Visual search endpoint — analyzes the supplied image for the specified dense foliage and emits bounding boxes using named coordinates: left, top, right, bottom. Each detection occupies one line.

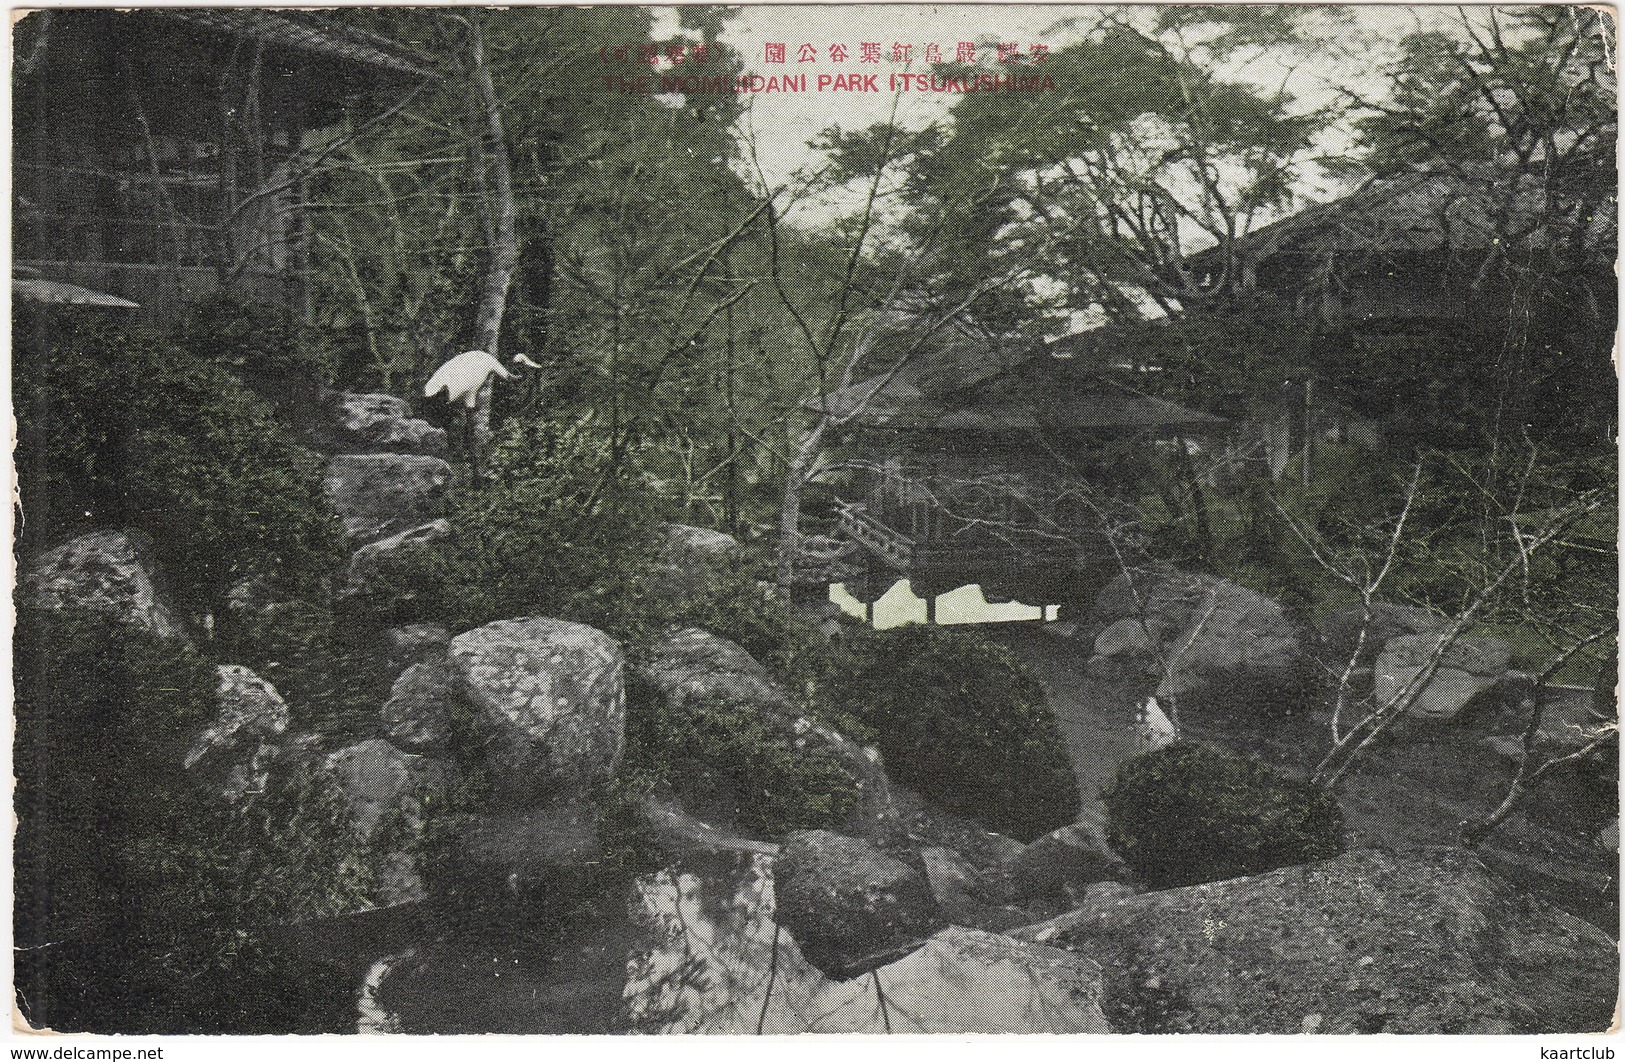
left=12, top=608, right=365, bottom=1033
left=830, top=626, right=1079, bottom=842
left=216, top=596, right=393, bottom=741
left=341, top=416, right=660, bottom=631
left=14, top=308, right=342, bottom=616
left=9, top=5, right=1615, bottom=1031
left=177, top=293, right=332, bottom=397
left=1103, top=742, right=1345, bottom=887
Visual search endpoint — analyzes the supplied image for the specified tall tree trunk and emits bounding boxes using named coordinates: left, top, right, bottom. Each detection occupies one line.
left=776, top=419, right=828, bottom=591
left=722, top=242, right=740, bottom=534
left=464, top=13, right=517, bottom=473
left=1174, top=431, right=1212, bottom=559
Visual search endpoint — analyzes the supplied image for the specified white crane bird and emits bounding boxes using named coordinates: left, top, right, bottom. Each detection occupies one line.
left=423, top=350, right=546, bottom=407
left=424, top=349, right=513, bottom=408
left=423, top=350, right=545, bottom=470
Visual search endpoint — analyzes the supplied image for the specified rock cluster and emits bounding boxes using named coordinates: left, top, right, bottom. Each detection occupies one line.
left=318, top=392, right=455, bottom=588
left=1088, top=570, right=1311, bottom=715
left=20, top=529, right=186, bottom=640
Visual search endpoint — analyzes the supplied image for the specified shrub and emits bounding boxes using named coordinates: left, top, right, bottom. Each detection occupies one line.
left=178, top=292, right=331, bottom=390
left=830, top=625, right=1079, bottom=842
left=13, top=607, right=363, bottom=1032
left=1102, top=742, right=1344, bottom=888
left=340, top=415, right=660, bottom=632
left=13, top=309, right=342, bottom=615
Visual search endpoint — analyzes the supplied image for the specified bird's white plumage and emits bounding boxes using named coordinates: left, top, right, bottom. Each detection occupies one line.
left=424, top=349, right=514, bottom=408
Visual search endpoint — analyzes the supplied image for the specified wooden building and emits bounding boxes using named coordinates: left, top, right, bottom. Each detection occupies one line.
left=1189, top=166, right=1615, bottom=330
left=810, top=333, right=1224, bottom=607
left=12, top=9, right=434, bottom=323
left=1183, top=165, right=1617, bottom=456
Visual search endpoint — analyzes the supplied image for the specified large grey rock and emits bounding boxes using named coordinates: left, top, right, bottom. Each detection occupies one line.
left=1004, top=819, right=1131, bottom=902
left=1320, top=603, right=1448, bottom=668
left=1379, top=668, right=1504, bottom=721
left=625, top=854, right=1110, bottom=1034
left=1013, top=846, right=1616, bottom=1034
left=648, top=523, right=745, bottom=610
left=659, top=522, right=740, bottom=566
left=382, top=623, right=452, bottom=678
left=323, top=738, right=443, bottom=836
left=325, top=392, right=448, bottom=457
left=640, top=628, right=898, bottom=839
left=1094, top=616, right=1153, bottom=660
left=448, top=617, right=625, bottom=802
left=1087, top=617, right=1157, bottom=678
left=321, top=738, right=449, bottom=908
left=323, top=453, right=451, bottom=545
left=345, top=519, right=450, bottom=592
left=772, top=829, right=943, bottom=980
left=1092, top=569, right=1311, bottom=714
left=806, top=927, right=1113, bottom=1033
left=1481, top=687, right=1618, bottom=806
left=185, top=664, right=290, bottom=802
left=22, top=530, right=185, bottom=640
left=1157, top=630, right=1307, bottom=715
left=1380, top=632, right=1514, bottom=677
left=381, top=661, right=458, bottom=754
left=653, top=526, right=744, bottom=610
left=1091, top=567, right=1186, bottom=630
left=1152, top=577, right=1311, bottom=715
left=1374, top=633, right=1515, bottom=722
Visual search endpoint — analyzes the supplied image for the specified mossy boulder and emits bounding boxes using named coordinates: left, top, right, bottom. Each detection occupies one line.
left=1102, top=742, right=1343, bottom=888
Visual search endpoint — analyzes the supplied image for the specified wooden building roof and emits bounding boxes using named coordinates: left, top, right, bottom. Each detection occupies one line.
left=810, top=341, right=1224, bottom=434
left=147, top=9, right=439, bottom=80
left=1195, top=166, right=1617, bottom=266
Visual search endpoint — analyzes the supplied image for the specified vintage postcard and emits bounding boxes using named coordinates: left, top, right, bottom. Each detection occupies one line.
left=9, top=2, right=1618, bottom=1046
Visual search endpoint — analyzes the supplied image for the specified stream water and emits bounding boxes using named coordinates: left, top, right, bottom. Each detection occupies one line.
left=358, top=845, right=1114, bottom=1035
left=355, top=852, right=824, bottom=1034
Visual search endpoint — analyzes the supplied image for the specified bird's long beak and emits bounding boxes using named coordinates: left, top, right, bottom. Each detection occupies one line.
left=512, top=353, right=545, bottom=371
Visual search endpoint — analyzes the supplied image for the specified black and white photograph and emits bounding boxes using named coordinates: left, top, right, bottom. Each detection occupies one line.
left=8, top=2, right=1619, bottom=1041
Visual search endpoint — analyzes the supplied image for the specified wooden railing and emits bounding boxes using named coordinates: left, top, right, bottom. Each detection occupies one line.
left=836, top=502, right=914, bottom=569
